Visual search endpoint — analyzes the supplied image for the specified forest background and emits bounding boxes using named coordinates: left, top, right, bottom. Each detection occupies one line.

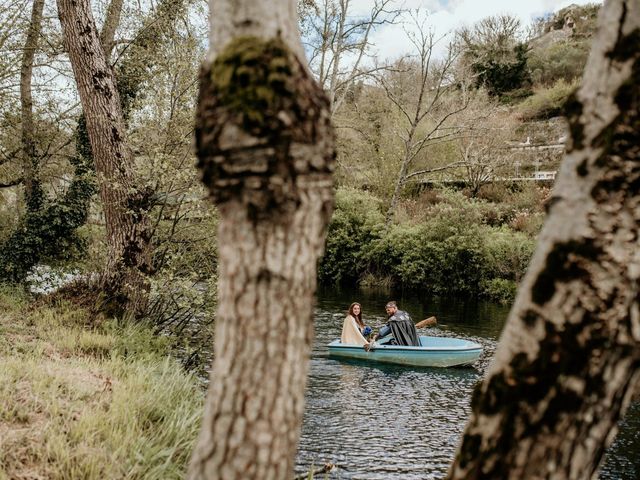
left=0, top=1, right=611, bottom=478
left=0, top=1, right=602, bottom=305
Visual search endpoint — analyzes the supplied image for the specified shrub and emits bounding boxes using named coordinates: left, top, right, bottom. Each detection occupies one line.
left=507, top=184, right=551, bottom=213
left=480, top=278, right=518, bottom=303
left=528, top=40, right=590, bottom=86
left=517, top=78, right=579, bottom=120
left=320, top=187, right=537, bottom=298
left=318, top=187, right=384, bottom=284
left=476, top=183, right=510, bottom=203
left=473, top=43, right=531, bottom=97
left=509, top=210, right=545, bottom=236
left=364, top=221, right=489, bottom=296
left=417, top=188, right=444, bottom=206
left=483, top=227, right=536, bottom=282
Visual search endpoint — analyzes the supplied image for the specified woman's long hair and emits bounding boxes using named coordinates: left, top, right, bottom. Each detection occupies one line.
left=348, top=302, right=364, bottom=328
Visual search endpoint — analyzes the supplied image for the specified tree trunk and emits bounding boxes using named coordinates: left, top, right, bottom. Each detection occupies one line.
left=57, top=0, right=152, bottom=318
left=385, top=130, right=415, bottom=226
left=448, top=1, right=640, bottom=479
left=385, top=151, right=409, bottom=225
left=188, top=1, right=335, bottom=478
left=20, top=0, right=45, bottom=211
left=327, top=0, right=346, bottom=111
left=99, top=0, right=124, bottom=63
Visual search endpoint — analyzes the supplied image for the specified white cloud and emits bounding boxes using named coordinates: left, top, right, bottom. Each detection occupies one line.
left=364, top=0, right=602, bottom=61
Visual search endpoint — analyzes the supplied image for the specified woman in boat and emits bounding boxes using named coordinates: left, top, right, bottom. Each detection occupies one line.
left=340, top=302, right=370, bottom=346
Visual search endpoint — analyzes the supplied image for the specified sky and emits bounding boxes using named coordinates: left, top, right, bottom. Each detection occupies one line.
left=348, top=0, right=603, bottom=60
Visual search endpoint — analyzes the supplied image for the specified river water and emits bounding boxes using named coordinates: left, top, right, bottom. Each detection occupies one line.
left=294, top=286, right=639, bottom=479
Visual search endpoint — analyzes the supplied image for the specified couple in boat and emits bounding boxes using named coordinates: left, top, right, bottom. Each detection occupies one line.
left=340, top=301, right=420, bottom=349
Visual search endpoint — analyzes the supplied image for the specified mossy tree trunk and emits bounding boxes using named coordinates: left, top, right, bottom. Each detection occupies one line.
left=187, top=1, right=335, bottom=478
left=57, top=0, right=152, bottom=317
left=448, top=1, right=640, bottom=478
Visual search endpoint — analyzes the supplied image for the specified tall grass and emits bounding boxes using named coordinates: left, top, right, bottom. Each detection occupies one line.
left=0, top=288, right=203, bottom=480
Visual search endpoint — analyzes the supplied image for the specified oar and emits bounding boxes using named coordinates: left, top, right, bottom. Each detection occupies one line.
left=415, top=316, right=437, bottom=328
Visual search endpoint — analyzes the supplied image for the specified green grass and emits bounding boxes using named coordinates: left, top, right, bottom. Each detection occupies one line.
left=0, top=286, right=203, bottom=480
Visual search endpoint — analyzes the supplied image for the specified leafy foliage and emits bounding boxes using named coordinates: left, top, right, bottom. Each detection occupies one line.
left=0, top=122, right=96, bottom=282
left=472, top=43, right=531, bottom=96
left=528, top=40, right=590, bottom=86
left=319, top=187, right=384, bottom=284
left=319, top=188, right=538, bottom=301
left=459, top=15, right=531, bottom=97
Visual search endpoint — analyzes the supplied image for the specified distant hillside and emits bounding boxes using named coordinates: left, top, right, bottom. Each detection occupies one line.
left=515, top=3, right=601, bottom=121
left=527, top=3, right=600, bottom=87
left=546, top=3, right=601, bottom=38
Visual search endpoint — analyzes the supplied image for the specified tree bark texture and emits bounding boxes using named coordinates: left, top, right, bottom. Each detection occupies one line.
left=20, top=0, right=45, bottom=210
left=188, top=1, right=335, bottom=478
left=448, top=1, right=640, bottom=479
left=57, top=0, right=152, bottom=317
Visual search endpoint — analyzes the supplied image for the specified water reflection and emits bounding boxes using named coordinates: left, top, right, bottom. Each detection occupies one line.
left=295, top=287, right=639, bottom=479
left=297, top=288, right=491, bottom=479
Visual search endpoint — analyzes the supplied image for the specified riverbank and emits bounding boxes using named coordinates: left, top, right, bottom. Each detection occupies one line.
left=0, top=287, right=202, bottom=479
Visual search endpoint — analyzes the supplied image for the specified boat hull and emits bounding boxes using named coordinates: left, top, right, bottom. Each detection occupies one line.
left=328, top=335, right=482, bottom=367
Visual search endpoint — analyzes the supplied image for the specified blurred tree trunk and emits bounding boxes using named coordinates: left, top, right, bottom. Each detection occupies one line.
left=20, top=0, right=45, bottom=211
left=448, top=1, right=640, bottom=478
left=187, top=0, right=335, bottom=478
left=57, top=0, right=152, bottom=317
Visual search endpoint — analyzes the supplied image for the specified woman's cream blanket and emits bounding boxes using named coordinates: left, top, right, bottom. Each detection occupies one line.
left=341, top=315, right=367, bottom=346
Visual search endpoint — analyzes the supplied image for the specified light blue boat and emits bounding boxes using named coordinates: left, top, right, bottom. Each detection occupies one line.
left=327, top=335, right=482, bottom=367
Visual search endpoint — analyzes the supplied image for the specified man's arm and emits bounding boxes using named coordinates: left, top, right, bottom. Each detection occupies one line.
left=377, top=324, right=392, bottom=339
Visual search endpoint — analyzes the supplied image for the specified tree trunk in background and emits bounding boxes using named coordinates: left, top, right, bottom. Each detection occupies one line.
left=448, top=1, right=640, bottom=479
left=20, top=0, right=45, bottom=211
left=187, top=0, right=335, bottom=478
left=99, top=0, right=124, bottom=62
left=57, top=0, right=152, bottom=318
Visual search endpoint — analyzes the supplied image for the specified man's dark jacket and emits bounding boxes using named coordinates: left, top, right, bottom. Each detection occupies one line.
left=378, top=310, right=420, bottom=346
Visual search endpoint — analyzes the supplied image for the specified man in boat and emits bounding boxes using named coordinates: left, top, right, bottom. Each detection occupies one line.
left=367, top=301, right=420, bottom=348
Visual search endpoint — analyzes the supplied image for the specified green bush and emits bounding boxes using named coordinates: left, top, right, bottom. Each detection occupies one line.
left=472, top=43, right=531, bottom=97
left=517, top=78, right=579, bottom=120
left=319, top=187, right=537, bottom=298
left=364, top=222, right=489, bottom=295
left=319, top=187, right=384, bottom=284
left=528, top=40, right=590, bottom=86
left=483, top=227, right=535, bottom=282
left=480, top=278, right=518, bottom=303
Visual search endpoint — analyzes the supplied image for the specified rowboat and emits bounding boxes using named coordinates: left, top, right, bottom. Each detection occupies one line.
left=327, top=335, right=482, bottom=367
